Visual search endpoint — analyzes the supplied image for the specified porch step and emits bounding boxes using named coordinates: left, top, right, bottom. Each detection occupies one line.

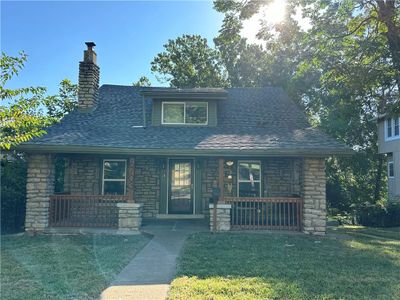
left=156, top=214, right=205, bottom=220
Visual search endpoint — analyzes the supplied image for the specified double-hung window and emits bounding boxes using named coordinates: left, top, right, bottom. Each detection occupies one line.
left=102, top=159, right=126, bottom=195
left=238, top=161, right=261, bottom=197
left=386, top=116, right=400, bottom=140
left=162, top=102, right=208, bottom=125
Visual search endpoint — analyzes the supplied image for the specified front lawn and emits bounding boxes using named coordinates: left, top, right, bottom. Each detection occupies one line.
left=1, top=234, right=150, bottom=300
left=169, top=228, right=400, bottom=300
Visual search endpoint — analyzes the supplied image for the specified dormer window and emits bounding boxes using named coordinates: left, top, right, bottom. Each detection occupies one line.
left=385, top=116, right=400, bottom=140
left=162, top=101, right=208, bottom=125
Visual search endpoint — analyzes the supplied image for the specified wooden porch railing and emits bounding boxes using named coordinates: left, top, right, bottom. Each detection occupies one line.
left=49, top=195, right=129, bottom=228
left=225, top=197, right=303, bottom=231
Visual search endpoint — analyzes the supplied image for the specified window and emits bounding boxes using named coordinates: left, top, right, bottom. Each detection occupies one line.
left=386, top=116, right=400, bottom=140
left=238, top=161, right=261, bottom=197
left=388, top=161, right=394, bottom=178
left=102, top=159, right=126, bottom=195
left=162, top=102, right=208, bottom=125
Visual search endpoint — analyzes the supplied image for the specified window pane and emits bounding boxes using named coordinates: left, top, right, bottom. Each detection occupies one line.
left=239, top=162, right=260, bottom=181
left=104, top=181, right=125, bottom=195
left=163, top=103, right=184, bottom=124
left=239, top=182, right=260, bottom=197
left=395, top=118, right=399, bottom=136
left=186, top=102, right=207, bottom=124
left=387, top=118, right=392, bottom=137
left=104, top=161, right=125, bottom=179
left=389, top=162, right=394, bottom=177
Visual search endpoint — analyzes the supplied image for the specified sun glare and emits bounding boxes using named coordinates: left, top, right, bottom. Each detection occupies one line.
left=241, top=0, right=287, bottom=44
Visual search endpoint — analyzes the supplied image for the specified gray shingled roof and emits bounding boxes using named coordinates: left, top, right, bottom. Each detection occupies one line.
left=20, top=85, right=352, bottom=156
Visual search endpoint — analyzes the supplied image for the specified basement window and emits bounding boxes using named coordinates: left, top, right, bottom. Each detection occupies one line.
left=162, top=102, right=208, bottom=125
left=102, top=159, right=126, bottom=195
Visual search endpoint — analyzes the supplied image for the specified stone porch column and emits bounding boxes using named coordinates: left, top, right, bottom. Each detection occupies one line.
left=25, top=154, right=55, bottom=232
left=209, top=203, right=231, bottom=231
left=302, top=158, right=327, bottom=235
left=117, top=203, right=143, bottom=234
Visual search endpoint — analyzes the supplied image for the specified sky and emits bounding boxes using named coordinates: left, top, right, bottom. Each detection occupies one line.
left=1, top=0, right=224, bottom=95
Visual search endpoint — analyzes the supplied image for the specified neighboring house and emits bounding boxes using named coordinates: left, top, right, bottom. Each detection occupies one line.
left=18, top=42, right=352, bottom=235
left=378, top=113, right=400, bottom=202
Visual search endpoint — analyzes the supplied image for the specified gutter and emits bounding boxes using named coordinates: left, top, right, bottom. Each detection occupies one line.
left=16, top=144, right=355, bottom=157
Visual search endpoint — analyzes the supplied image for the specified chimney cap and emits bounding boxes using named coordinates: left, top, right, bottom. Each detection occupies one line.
left=85, top=41, right=96, bottom=49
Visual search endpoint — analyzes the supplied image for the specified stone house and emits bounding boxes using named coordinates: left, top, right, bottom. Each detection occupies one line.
left=19, top=42, right=352, bottom=235
left=377, top=113, right=400, bottom=202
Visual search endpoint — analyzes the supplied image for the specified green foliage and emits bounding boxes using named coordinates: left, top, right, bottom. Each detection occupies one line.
left=151, top=34, right=227, bottom=88
left=356, top=201, right=400, bottom=227
left=211, top=0, right=400, bottom=212
left=44, top=79, right=77, bottom=121
left=0, top=52, right=51, bottom=150
left=1, top=52, right=78, bottom=150
left=0, top=153, right=27, bottom=233
left=132, top=76, right=152, bottom=87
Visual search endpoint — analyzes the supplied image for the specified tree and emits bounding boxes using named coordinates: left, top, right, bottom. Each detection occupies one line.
left=213, top=0, right=400, bottom=209
left=132, top=76, right=152, bottom=87
left=1, top=52, right=78, bottom=150
left=44, top=79, right=78, bottom=122
left=213, top=12, right=269, bottom=87
left=1, top=52, right=50, bottom=150
left=151, top=34, right=227, bottom=88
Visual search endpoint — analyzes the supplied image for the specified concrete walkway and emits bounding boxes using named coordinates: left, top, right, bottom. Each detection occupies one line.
left=101, top=220, right=208, bottom=300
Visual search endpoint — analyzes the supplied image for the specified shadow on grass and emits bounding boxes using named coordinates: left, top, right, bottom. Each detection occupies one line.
left=1, top=234, right=151, bottom=300
left=169, top=232, right=400, bottom=300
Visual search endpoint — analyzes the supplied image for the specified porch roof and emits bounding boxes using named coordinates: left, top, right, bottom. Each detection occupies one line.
left=19, top=85, right=353, bottom=156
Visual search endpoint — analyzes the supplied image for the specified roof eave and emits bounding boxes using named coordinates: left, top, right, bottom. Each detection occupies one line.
left=16, top=144, right=355, bottom=157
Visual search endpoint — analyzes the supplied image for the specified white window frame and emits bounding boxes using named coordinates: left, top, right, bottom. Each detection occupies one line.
left=102, top=159, right=127, bottom=195
left=388, top=161, right=394, bottom=179
left=161, top=101, right=208, bottom=125
left=385, top=116, right=400, bottom=141
left=237, top=160, right=262, bottom=197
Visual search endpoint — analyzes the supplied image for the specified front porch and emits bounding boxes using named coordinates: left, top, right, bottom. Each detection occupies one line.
left=25, top=154, right=326, bottom=235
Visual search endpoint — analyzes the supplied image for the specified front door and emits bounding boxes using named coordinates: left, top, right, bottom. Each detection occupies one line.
left=168, top=159, right=194, bottom=214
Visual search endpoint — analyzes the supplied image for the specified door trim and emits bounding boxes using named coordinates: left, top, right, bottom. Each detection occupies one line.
left=166, top=158, right=196, bottom=215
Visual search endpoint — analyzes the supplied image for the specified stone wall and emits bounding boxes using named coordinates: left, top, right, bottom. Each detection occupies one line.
left=134, top=156, right=160, bottom=218
left=302, top=158, right=327, bottom=235
left=209, top=203, right=231, bottom=231
left=264, top=158, right=301, bottom=197
left=65, top=156, right=101, bottom=194
left=117, top=203, right=143, bottom=233
left=25, top=154, right=55, bottom=232
left=201, top=158, right=219, bottom=215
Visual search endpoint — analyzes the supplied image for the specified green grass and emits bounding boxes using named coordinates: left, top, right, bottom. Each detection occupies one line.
left=1, top=234, right=151, bottom=300
left=169, top=228, right=400, bottom=300
left=330, top=225, right=400, bottom=240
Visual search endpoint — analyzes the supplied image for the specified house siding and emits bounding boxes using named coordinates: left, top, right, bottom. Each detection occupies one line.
left=377, top=118, right=400, bottom=202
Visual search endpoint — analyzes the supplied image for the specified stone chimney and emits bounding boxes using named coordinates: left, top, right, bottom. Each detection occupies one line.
left=78, top=42, right=100, bottom=110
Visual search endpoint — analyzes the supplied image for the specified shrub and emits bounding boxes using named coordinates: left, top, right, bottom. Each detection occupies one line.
left=1, top=153, right=27, bottom=233
left=356, top=201, right=400, bottom=227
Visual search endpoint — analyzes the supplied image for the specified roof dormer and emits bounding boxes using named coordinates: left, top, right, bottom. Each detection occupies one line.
left=140, top=88, right=227, bottom=127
